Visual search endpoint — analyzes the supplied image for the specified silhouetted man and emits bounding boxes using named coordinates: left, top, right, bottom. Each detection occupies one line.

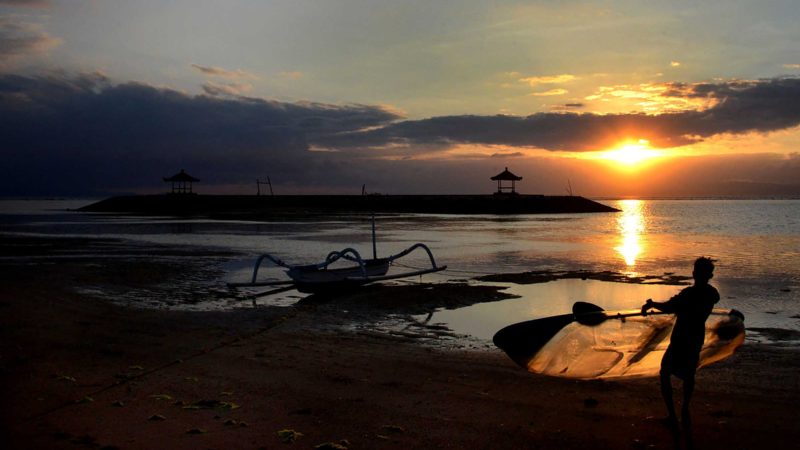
left=641, top=257, right=719, bottom=429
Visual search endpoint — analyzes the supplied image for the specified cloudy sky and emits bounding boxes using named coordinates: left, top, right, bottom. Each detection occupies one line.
left=1, top=0, right=799, bottom=197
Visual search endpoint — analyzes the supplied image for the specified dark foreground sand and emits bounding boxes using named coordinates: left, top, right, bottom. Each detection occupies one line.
left=1, top=236, right=798, bottom=449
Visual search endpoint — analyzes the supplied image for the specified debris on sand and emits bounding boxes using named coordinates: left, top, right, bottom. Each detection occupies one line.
left=277, top=429, right=303, bottom=443
left=314, top=440, right=350, bottom=450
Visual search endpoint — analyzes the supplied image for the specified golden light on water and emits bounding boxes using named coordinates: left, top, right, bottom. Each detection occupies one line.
left=615, top=199, right=645, bottom=268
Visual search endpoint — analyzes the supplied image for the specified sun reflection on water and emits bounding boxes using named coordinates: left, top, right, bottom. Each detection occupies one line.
left=615, top=200, right=646, bottom=271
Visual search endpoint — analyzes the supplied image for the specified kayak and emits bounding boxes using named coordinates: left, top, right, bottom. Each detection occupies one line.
left=493, top=302, right=745, bottom=380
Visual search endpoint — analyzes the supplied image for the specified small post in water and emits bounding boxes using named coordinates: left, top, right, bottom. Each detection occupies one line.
left=372, top=213, right=377, bottom=259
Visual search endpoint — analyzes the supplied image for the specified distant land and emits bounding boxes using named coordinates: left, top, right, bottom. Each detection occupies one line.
left=79, top=194, right=619, bottom=217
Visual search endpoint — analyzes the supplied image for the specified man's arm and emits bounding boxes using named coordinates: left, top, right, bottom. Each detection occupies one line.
left=641, top=296, right=679, bottom=315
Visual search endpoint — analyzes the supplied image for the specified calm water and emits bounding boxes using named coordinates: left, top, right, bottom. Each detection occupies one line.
left=1, top=198, right=798, bottom=342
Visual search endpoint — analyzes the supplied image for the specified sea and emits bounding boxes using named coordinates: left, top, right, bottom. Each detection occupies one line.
left=1, top=198, right=798, bottom=346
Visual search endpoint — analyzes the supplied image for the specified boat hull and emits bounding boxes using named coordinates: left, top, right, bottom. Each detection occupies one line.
left=288, top=258, right=391, bottom=293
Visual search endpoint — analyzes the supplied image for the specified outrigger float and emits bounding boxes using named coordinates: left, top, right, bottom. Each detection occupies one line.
left=228, top=217, right=446, bottom=294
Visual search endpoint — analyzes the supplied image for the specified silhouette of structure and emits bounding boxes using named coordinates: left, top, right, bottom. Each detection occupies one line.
left=82, top=194, right=620, bottom=215
left=164, top=169, right=199, bottom=194
left=490, top=167, right=522, bottom=195
left=257, top=177, right=273, bottom=196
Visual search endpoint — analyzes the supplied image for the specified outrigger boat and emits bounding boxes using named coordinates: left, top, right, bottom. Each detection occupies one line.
left=228, top=217, right=446, bottom=294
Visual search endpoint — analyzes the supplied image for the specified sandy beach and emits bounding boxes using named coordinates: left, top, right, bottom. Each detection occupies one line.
left=1, top=236, right=799, bottom=450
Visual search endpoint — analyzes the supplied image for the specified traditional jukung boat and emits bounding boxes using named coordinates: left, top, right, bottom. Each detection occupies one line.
left=228, top=218, right=446, bottom=294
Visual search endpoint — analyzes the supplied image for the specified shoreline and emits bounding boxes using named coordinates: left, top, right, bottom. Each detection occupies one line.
left=1, top=235, right=799, bottom=449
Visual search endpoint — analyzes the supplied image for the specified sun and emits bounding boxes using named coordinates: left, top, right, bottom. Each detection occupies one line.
left=599, top=139, right=664, bottom=167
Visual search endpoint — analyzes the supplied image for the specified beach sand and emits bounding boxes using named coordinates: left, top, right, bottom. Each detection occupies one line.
left=1, top=236, right=798, bottom=449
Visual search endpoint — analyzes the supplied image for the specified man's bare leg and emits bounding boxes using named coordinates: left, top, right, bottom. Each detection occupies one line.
left=681, top=376, right=695, bottom=426
left=660, top=370, right=679, bottom=427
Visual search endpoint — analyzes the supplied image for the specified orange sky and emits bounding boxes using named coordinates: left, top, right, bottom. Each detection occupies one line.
left=1, top=1, right=799, bottom=196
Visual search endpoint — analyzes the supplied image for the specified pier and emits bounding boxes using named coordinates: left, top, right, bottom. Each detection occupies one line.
left=79, top=194, right=619, bottom=216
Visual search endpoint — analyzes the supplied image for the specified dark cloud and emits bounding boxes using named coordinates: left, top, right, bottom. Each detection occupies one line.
left=0, top=0, right=52, bottom=8
left=318, top=112, right=691, bottom=152
left=0, top=72, right=400, bottom=195
left=672, top=78, right=800, bottom=134
left=491, top=152, right=524, bottom=158
left=320, top=77, right=800, bottom=153
left=190, top=63, right=257, bottom=80
left=201, top=80, right=253, bottom=97
left=0, top=15, right=62, bottom=63
left=2, top=72, right=799, bottom=196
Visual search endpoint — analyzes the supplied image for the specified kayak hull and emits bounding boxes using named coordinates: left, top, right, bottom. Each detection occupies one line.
left=494, top=308, right=745, bottom=380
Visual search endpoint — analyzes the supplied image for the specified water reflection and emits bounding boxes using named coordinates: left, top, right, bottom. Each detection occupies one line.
left=615, top=200, right=645, bottom=270
left=416, top=279, right=681, bottom=342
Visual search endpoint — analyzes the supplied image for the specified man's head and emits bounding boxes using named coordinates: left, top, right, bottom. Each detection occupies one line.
left=693, top=257, right=715, bottom=283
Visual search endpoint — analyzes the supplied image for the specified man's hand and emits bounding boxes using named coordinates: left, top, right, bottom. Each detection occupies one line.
left=641, top=298, right=653, bottom=315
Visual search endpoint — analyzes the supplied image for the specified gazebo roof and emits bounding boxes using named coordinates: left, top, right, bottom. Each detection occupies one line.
left=490, top=167, right=522, bottom=181
left=164, top=169, right=200, bottom=182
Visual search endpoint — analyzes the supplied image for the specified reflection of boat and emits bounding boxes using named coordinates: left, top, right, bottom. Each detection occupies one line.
left=228, top=218, right=446, bottom=294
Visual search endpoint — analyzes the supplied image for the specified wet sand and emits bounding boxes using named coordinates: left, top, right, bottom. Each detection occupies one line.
left=1, top=236, right=799, bottom=449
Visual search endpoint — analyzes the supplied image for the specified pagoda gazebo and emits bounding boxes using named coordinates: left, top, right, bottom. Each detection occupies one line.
left=164, top=169, right=199, bottom=194
left=490, top=167, right=522, bottom=195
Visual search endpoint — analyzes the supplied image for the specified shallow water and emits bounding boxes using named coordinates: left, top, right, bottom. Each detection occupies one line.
left=416, top=279, right=793, bottom=346
left=413, top=279, right=679, bottom=341
left=1, top=198, right=798, bottom=343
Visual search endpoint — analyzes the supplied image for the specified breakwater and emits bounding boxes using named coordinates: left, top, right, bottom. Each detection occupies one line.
left=79, top=194, right=619, bottom=216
